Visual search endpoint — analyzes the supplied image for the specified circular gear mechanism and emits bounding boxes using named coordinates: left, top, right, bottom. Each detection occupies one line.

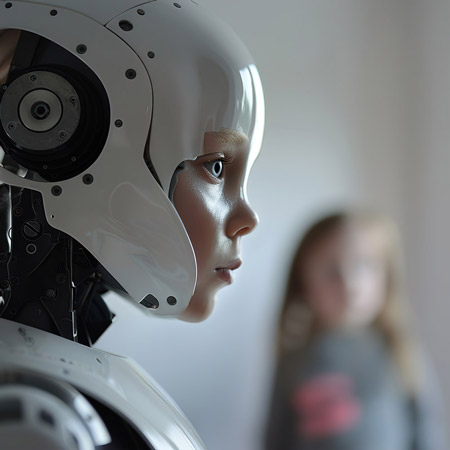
left=0, top=65, right=110, bottom=182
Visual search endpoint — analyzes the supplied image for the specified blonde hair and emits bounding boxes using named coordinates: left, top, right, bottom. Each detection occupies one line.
left=277, top=211, right=422, bottom=394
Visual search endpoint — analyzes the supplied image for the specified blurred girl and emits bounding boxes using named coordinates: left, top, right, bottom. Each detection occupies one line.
left=265, top=212, right=446, bottom=450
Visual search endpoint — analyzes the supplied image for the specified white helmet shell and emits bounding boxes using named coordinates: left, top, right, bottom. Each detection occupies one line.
left=0, top=0, right=265, bottom=316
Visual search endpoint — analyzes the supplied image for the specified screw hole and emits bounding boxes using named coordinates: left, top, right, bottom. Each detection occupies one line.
left=76, top=44, right=87, bottom=54
left=137, top=8, right=145, bottom=15
left=119, top=20, right=133, bottom=31
left=125, top=69, right=136, bottom=79
left=51, top=186, right=62, bottom=196
left=50, top=9, right=57, bottom=16
left=5, top=3, right=12, bottom=8
left=147, top=51, right=155, bottom=59
left=174, top=3, right=182, bottom=8
left=167, top=296, right=177, bottom=306
left=82, top=174, right=94, bottom=185
left=56, top=274, right=66, bottom=283
left=26, top=244, right=37, bottom=255
left=58, top=130, right=67, bottom=141
left=114, top=119, right=123, bottom=128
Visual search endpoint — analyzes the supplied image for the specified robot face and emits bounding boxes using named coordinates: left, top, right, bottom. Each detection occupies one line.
left=0, top=0, right=264, bottom=317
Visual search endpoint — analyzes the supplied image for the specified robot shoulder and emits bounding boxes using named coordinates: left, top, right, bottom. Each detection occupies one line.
left=0, top=319, right=205, bottom=449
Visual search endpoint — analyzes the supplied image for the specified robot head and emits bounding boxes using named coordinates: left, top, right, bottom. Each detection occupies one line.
left=0, top=1, right=264, bottom=318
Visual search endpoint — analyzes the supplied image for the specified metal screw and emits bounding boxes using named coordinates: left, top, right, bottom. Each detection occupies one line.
left=71, top=156, right=77, bottom=162
left=58, top=130, right=67, bottom=141
left=31, top=101, right=50, bottom=120
left=10, top=277, right=19, bottom=286
left=26, top=244, right=37, bottom=255
left=119, top=20, right=133, bottom=31
left=76, top=44, right=87, bottom=54
left=125, top=69, right=136, bottom=79
left=147, top=51, right=155, bottom=59
left=137, top=8, right=145, bottom=15
left=114, top=119, right=123, bottom=128
left=1, top=280, right=9, bottom=289
left=82, top=174, right=94, bottom=185
left=51, top=186, right=62, bottom=196
left=23, top=221, right=42, bottom=239
left=2, top=85, right=7, bottom=91
left=56, top=274, right=66, bottom=283
left=174, top=3, right=182, bottom=8
left=46, top=289, right=56, bottom=298
left=13, top=208, right=22, bottom=217
left=29, top=74, right=37, bottom=82
left=5, top=3, right=12, bottom=8
left=42, top=164, right=48, bottom=170
left=167, top=296, right=177, bottom=306
left=69, top=96, right=77, bottom=104
left=7, top=122, right=16, bottom=131
left=50, top=9, right=57, bottom=16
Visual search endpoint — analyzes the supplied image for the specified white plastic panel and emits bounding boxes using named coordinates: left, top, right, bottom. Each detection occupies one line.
left=107, top=0, right=265, bottom=192
left=0, top=1, right=196, bottom=315
left=0, top=318, right=206, bottom=449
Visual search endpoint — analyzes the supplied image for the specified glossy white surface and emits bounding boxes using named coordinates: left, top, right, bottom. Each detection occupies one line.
left=0, top=318, right=206, bottom=449
left=0, top=1, right=195, bottom=315
left=106, top=0, right=265, bottom=192
left=0, top=0, right=264, bottom=316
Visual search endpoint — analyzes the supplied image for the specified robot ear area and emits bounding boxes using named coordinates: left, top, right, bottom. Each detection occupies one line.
left=0, top=32, right=110, bottom=182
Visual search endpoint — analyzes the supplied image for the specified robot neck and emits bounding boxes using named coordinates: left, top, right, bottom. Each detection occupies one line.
left=0, top=185, right=113, bottom=345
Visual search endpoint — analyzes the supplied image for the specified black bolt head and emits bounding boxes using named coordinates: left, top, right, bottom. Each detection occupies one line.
left=51, top=186, right=62, bottom=196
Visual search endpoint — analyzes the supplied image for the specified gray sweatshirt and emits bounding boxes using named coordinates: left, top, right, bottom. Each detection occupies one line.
left=265, top=328, right=447, bottom=450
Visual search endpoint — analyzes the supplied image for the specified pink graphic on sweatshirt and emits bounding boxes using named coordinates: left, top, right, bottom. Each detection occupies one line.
left=292, top=373, right=362, bottom=438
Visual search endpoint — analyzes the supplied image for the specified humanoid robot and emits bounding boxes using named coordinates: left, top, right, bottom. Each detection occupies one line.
left=0, top=0, right=264, bottom=448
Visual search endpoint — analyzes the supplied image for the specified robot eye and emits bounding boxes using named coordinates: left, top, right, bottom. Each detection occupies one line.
left=204, top=160, right=224, bottom=178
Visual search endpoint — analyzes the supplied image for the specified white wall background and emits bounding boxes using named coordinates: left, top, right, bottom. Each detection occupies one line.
left=97, top=1, right=450, bottom=449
